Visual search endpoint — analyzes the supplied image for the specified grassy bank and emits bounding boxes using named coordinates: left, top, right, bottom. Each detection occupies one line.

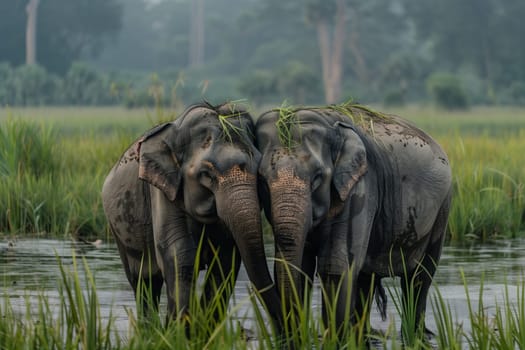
left=0, top=105, right=524, bottom=241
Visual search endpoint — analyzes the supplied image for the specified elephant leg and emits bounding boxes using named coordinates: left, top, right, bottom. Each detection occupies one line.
left=401, top=193, right=451, bottom=336
left=200, top=232, right=241, bottom=324
left=316, top=221, right=353, bottom=338
left=320, top=272, right=352, bottom=330
left=114, top=235, right=163, bottom=318
left=354, top=272, right=374, bottom=324
left=150, top=187, right=197, bottom=322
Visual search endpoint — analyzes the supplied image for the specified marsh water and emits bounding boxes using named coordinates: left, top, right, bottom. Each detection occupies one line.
left=1, top=238, right=525, bottom=339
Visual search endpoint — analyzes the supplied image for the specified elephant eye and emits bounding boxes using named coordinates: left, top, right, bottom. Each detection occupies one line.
left=311, top=171, right=323, bottom=192
left=198, top=169, right=214, bottom=188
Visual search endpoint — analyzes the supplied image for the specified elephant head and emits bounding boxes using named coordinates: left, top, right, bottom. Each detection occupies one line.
left=136, top=102, right=283, bottom=327
left=256, top=107, right=368, bottom=313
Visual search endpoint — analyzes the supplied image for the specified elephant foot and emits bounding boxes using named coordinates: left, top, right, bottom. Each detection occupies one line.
left=423, top=326, right=436, bottom=338
left=239, top=325, right=257, bottom=341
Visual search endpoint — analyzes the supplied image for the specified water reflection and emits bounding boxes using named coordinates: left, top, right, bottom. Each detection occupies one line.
left=1, top=238, right=525, bottom=337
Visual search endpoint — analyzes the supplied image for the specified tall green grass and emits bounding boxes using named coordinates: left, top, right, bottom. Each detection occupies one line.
left=0, top=116, right=135, bottom=238
left=440, top=133, right=525, bottom=240
left=0, top=106, right=524, bottom=241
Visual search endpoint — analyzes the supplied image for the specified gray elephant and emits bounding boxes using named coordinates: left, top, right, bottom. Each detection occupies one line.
left=102, top=102, right=283, bottom=329
left=255, top=104, right=452, bottom=338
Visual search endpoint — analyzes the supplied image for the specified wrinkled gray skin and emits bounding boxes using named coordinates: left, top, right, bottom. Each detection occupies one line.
left=102, top=102, right=283, bottom=328
left=256, top=106, right=452, bottom=336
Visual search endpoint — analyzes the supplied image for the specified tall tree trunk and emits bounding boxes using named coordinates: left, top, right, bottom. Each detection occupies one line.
left=317, top=20, right=334, bottom=103
left=347, top=5, right=368, bottom=84
left=316, top=0, right=346, bottom=104
left=26, top=0, right=40, bottom=65
left=330, top=0, right=346, bottom=103
left=189, top=0, right=205, bottom=67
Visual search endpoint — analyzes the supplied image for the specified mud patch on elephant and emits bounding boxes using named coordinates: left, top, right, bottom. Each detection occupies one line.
left=438, top=157, right=449, bottom=166
left=201, top=134, right=212, bottom=149
left=117, top=191, right=141, bottom=234
left=394, top=206, right=418, bottom=247
left=270, top=149, right=292, bottom=171
left=118, top=144, right=140, bottom=166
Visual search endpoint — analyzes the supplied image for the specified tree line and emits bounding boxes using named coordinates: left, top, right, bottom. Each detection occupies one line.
left=0, top=0, right=524, bottom=108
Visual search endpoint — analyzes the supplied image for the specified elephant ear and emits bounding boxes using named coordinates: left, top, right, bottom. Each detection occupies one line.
left=138, top=123, right=182, bottom=201
left=332, top=121, right=368, bottom=202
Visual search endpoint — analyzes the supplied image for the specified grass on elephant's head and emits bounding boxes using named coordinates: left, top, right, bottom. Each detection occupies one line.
left=274, top=102, right=301, bottom=150
left=218, top=113, right=244, bottom=143
left=273, top=99, right=392, bottom=150
left=217, top=101, right=253, bottom=145
left=328, top=99, right=389, bottom=125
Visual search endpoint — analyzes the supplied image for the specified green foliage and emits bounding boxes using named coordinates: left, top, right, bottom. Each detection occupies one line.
left=0, top=0, right=122, bottom=74
left=0, top=118, right=125, bottom=236
left=444, top=135, right=525, bottom=241
left=237, top=70, right=278, bottom=106
left=2, top=0, right=525, bottom=106
left=426, top=73, right=469, bottom=110
left=0, top=118, right=57, bottom=177
left=277, top=61, right=321, bottom=104
left=403, top=0, right=525, bottom=102
left=62, top=62, right=114, bottom=105
left=501, top=81, right=525, bottom=106
left=0, top=62, right=117, bottom=107
left=383, top=90, right=406, bottom=107
left=8, top=64, right=60, bottom=106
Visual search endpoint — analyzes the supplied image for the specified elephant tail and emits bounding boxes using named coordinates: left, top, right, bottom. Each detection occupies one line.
left=375, top=279, right=388, bottom=321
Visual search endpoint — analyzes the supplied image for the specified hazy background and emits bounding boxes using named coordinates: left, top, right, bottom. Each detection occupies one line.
left=1, top=0, right=524, bottom=109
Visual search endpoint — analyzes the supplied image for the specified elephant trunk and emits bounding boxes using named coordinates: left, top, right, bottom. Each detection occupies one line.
left=270, top=170, right=311, bottom=314
left=215, top=166, right=284, bottom=329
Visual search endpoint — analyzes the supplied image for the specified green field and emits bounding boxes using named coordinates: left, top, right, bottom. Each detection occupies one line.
left=0, top=105, right=524, bottom=241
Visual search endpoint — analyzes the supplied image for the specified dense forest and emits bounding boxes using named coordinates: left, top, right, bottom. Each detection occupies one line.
left=1, top=0, right=524, bottom=108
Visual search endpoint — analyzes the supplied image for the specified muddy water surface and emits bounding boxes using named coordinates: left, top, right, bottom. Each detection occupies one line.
left=1, top=238, right=524, bottom=338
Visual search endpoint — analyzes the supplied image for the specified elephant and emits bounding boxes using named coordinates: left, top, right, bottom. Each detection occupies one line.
left=101, top=102, right=283, bottom=330
left=255, top=103, right=452, bottom=339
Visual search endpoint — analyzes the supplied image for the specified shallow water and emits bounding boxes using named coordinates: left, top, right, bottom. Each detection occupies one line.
left=1, top=238, right=525, bottom=339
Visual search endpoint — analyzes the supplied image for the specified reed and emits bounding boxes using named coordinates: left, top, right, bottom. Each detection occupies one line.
left=430, top=287, right=463, bottom=350
left=0, top=255, right=118, bottom=349
left=1, top=254, right=525, bottom=349
left=440, top=133, right=525, bottom=240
